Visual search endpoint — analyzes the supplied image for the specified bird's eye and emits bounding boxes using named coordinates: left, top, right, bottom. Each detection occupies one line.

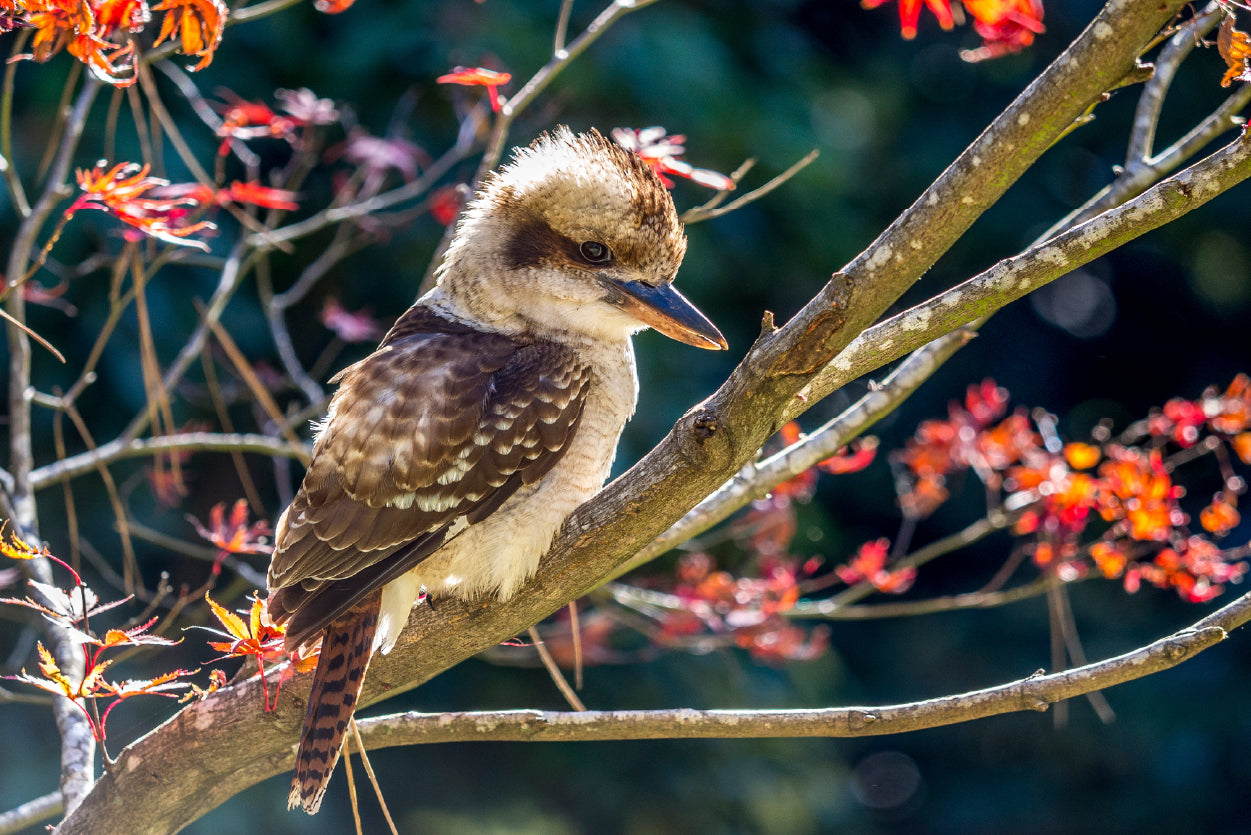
left=579, top=240, right=612, bottom=264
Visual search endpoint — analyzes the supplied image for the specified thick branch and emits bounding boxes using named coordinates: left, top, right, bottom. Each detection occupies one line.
left=799, top=126, right=1251, bottom=405
left=57, top=588, right=1251, bottom=835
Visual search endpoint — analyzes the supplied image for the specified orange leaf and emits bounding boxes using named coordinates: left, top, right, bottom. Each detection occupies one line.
left=437, top=66, right=511, bottom=112
left=1218, top=16, right=1251, bottom=88
left=151, top=0, right=225, bottom=71
left=1200, top=494, right=1240, bottom=535
left=1063, top=442, right=1101, bottom=470
left=204, top=591, right=248, bottom=641
left=221, top=181, right=300, bottom=210
left=1233, top=432, right=1251, bottom=465
left=436, top=66, right=512, bottom=87
left=0, top=520, right=45, bottom=560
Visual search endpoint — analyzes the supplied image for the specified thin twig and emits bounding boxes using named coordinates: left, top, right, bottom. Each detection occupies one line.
left=29, top=432, right=310, bottom=491
left=0, top=29, right=32, bottom=217
left=203, top=312, right=310, bottom=462
left=341, top=735, right=362, bottom=835
left=349, top=719, right=398, bottom=835
left=681, top=149, right=819, bottom=224
left=553, top=0, right=576, bottom=56
left=528, top=626, right=587, bottom=711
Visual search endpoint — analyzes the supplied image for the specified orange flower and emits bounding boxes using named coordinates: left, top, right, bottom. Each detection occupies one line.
left=151, top=0, right=225, bottom=71
left=1218, top=16, right=1251, bottom=88
left=961, top=0, right=1045, bottom=62
left=1090, top=541, right=1127, bottom=579
left=1063, top=442, right=1101, bottom=470
left=190, top=499, right=273, bottom=555
left=94, top=0, right=149, bottom=34
left=204, top=593, right=293, bottom=709
left=437, top=66, right=512, bottom=112
left=71, top=162, right=214, bottom=248
left=26, top=2, right=82, bottom=64
left=1199, top=493, right=1240, bottom=535
left=770, top=422, right=818, bottom=501
left=1233, top=432, right=1251, bottom=465
left=861, top=0, right=954, bottom=40
left=1097, top=450, right=1182, bottom=541
left=1210, top=374, right=1251, bottom=436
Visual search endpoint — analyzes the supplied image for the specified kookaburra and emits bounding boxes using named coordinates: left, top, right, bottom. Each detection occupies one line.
left=265, top=127, right=726, bottom=813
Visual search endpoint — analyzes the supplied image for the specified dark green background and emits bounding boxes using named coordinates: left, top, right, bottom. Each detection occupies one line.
left=2, top=1, right=1250, bottom=832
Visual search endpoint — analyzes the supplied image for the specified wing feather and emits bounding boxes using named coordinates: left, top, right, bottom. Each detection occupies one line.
left=267, top=305, right=592, bottom=649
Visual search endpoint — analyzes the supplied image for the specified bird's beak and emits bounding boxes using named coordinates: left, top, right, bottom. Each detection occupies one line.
left=601, top=277, right=728, bottom=350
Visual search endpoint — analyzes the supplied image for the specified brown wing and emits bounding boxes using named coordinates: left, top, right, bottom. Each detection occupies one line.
left=267, top=306, right=592, bottom=649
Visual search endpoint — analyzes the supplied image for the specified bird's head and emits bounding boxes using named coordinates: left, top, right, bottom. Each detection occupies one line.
left=437, top=127, right=726, bottom=351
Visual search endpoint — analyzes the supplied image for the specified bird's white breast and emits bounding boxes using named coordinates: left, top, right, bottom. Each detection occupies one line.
left=373, top=336, right=639, bottom=654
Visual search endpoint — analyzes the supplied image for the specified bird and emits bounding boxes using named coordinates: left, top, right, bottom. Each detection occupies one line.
left=264, top=127, right=727, bottom=814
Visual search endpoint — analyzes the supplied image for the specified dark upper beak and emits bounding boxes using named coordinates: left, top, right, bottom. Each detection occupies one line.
left=600, top=277, right=728, bottom=350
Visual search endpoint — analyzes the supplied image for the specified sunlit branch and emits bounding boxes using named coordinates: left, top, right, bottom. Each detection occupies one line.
left=797, top=128, right=1251, bottom=411
left=1129, top=5, right=1221, bottom=161
left=354, top=589, right=1247, bottom=743
left=28, top=432, right=311, bottom=491
left=0, top=791, right=63, bottom=835
left=4, top=77, right=102, bottom=819
left=791, top=577, right=1056, bottom=620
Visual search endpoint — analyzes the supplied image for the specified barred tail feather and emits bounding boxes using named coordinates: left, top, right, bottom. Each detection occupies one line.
left=288, top=591, right=381, bottom=814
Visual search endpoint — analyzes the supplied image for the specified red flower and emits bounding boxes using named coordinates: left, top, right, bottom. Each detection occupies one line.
left=817, top=437, right=879, bottom=475
left=429, top=184, right=465, bottom=226
left=220, top=181, right=299, bottom=211
left=94, top=0, right=150, bottom=35
left=71, top=162, right=214, bottom=248
left=861, top=0, right=955, bottom=40
left=961, top=0, right=1045, bottom=62
left=189, top=499, right=273, bottom=556
left=320, top=298, right=383, bottom=343
left=437, top=66, right=512, bottom=113
left=611, top=127, right=735, bottom=190
left=835, top=539, right=916, bottom=593
left=215, top=97, right=299, bottom=155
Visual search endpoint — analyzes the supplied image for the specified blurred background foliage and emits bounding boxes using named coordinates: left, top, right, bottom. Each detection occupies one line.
left=2, top=0, right=1250, bottom=833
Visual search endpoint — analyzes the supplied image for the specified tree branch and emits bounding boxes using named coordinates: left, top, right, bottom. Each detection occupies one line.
left=28, top=432, right=310, bottom=491
left=354, top=588, right=1246, bottom=744
left=0, top=791, right=62, bottom=835
left=798, top=125, right=1251, bottom=407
